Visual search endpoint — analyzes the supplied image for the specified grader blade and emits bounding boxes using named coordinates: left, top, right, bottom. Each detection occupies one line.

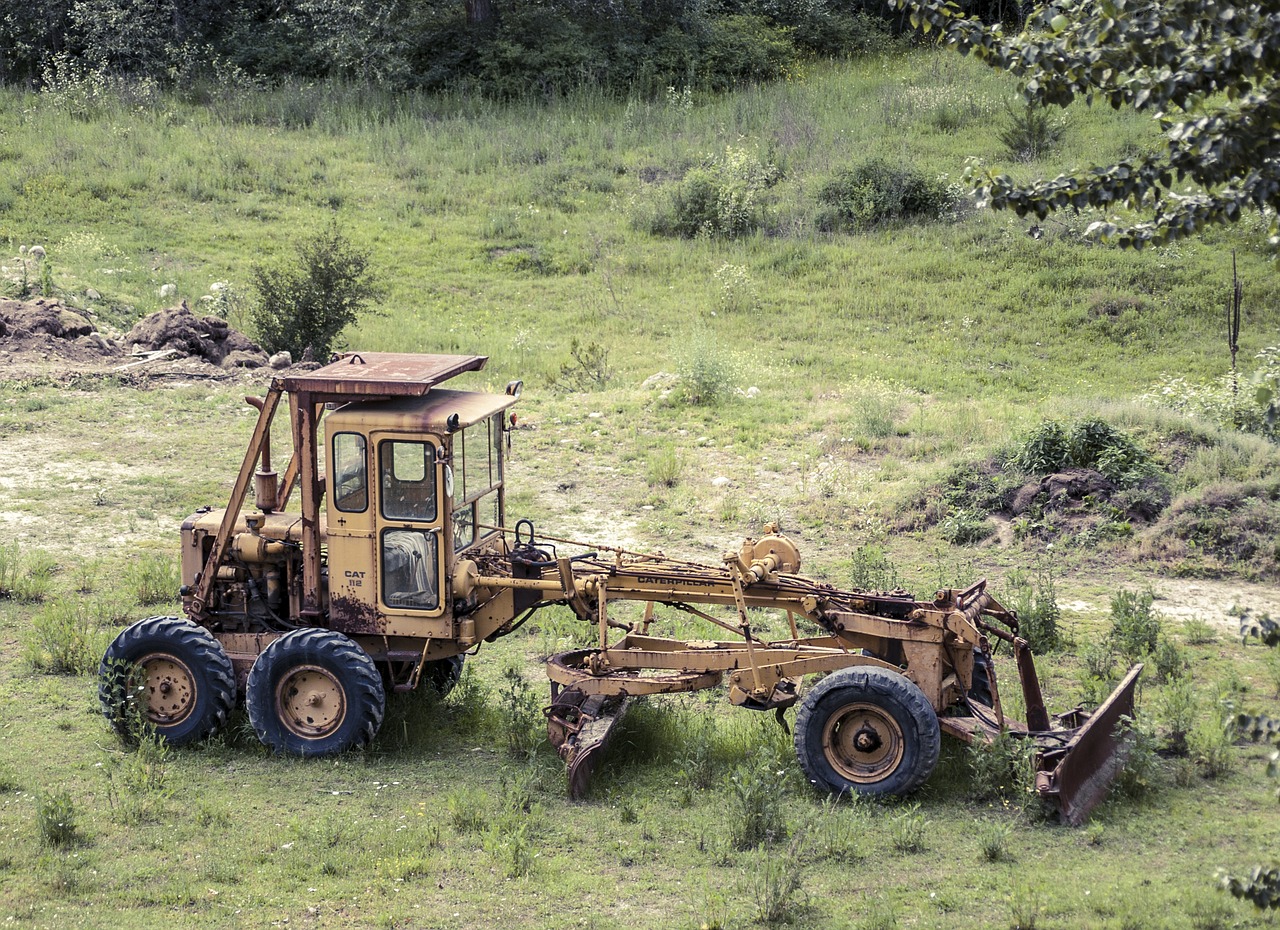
left=1035, top=663, right=1143, bottom=825
left=546, top=688, right=632, bottom=800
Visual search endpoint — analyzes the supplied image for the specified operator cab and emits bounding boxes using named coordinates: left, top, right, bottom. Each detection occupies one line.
left=323, top=386, right=517, bottom=637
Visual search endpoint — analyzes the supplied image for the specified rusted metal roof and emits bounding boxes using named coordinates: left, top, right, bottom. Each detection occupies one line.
left=280, top=353, right=488, bottom=397
left=325, top=389, right=516, bottom=433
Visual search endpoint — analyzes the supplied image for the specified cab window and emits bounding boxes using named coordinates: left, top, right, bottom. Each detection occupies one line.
left=381, top=528, right=438, bottom=610
left=379, top=440, right=436, bottom=522
left=450, top=414, right=504, bottom=551
left=332, top=433, right=368, bottom=513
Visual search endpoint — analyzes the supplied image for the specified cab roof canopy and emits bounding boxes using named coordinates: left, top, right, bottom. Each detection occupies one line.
left=279, top=353, right=488, bottom=402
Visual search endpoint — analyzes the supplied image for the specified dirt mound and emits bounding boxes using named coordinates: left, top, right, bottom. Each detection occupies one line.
left=0, top=297, right=273, bottom=380
left=0, top=297, right=120, bottom=366
left=125, top=302, right=269, bottom=368
left=1011, top=468, right=1116, bottom=515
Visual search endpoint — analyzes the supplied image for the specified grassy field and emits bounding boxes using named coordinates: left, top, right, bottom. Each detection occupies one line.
left=2, top=48, right=1280, bottom=929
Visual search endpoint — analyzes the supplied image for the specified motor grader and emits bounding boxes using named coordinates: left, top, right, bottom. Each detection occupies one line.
left=99, top=352, right=1141, bottom=822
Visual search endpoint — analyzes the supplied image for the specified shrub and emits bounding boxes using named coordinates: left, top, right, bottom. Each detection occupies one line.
left=1109, top=588, right=1161, bottom=664
left=889, top=802, right=929, bottom=853
left=1144, top=344, right=1280, bottom=440
left=749, top=836, right=809, bottom=924
left=674, top=328, right=735, bottom=405
left=550, top=339, right=611, bottom=392
left=698, top=15, right=797, bottom=91
left=999, top=99, right=1067, bottom=162
left=1190, top=717, right=1235, bottom=779
left=1113, top=716, right=1162, bottom=798
left=1006, top=566, right=1062, bottom=653
left=849, top=545, right=906, bottom=592
left=249, top=221, right=383, bottom=361
left=977, top=819, right=1013, bottom=862
left=817, top=158, right=961, bottom=231
left=1157, top=677, right=1197, bottom=754
left=644, top=444, right=682, bottom=488
left=23, top=600, right=108, bottom=676
left=649, top=145, right=780, bottom=238
left=1011, top=418, right=1158, bottom=489
left=497, top=664, right=541, bottom=759
left=125, top=553, right=179, bottom=606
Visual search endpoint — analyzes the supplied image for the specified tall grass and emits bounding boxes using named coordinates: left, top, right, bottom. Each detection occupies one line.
left=2, top=55, right=1275, bottom=414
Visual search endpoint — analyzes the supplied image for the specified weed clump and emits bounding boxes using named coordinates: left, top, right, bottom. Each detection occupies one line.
left=1006, top=565, right=1061, bottom=653
left=1011, top=418, right=1155, bottom=487
left=497, top=664, right=542, bottom=759
left=674, top=327, right=735, bottom=405
left=729, top=745, right=788, bottom=850
left=36, top=789, right=80, bottom=848
left=125, top=552, right=179, bottom=606
left=817, top=158, right=961, bottom=231
left=23, top=599, right=109, bottom=676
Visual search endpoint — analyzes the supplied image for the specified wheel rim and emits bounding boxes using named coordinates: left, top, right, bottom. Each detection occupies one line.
left=137, top=653, right=197, bottom=726
left=822, top=701, right=905, bottom=785
left=275, top=665, right=347, bottom=739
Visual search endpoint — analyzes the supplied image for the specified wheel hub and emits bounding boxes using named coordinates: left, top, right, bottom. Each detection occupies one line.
left=139, top=654, right=197, bottom=726
left=823, top=702, right=906, bottom=785
left=276, top=666, right=347, bottom=739
left=853, top=724, right=882, bottom=754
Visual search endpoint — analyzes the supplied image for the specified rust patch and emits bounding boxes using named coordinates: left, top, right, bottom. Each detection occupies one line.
left=329, top=594, right=385, bottom=635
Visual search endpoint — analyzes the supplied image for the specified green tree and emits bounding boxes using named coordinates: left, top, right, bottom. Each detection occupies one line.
left=249, top=223, right=383, bottom=361
left=893, top=0, right=1280, bottom=249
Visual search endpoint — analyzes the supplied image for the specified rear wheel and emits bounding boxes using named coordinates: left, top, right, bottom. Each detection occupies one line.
left=795, top=666, right=940, bottom=797
left=246, top=629, right=385, bottom=756
left=422, top=655, right=464, bottom=696
left=99, top=616, right=235, bottom=745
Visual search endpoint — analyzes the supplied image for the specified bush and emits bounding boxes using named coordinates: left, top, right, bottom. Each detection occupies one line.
left=248, top=221, right=383, bottom=361
left=649, top=145, right=780, bottom=238
left=674, top=327, right=735, bottom=405
left=1006, top=566, right=1062, bottom=653
left=817, top=158, right=961, bottom=231
left=497, top=664, right=541, bottom=760
left=999, top=99, right=1067, bottom=162
left=1010, top=418, right=1157, bottom=488
left=1109, top=588, right=1161, bottom=664
left=698, top=15, right=797, bottom=91
left=23, top=600, right=108, bottom=676
left=125, top=553, right=179, bottom=606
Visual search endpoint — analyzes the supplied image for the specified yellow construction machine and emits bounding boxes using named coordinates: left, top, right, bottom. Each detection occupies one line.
left=99, top=353, right=1141, bottom=823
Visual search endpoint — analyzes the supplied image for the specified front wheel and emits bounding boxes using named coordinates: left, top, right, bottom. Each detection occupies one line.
left=99, top=616, right=236, bottom=745
left=246, top=629, right=385, bottom=756
left=795, top=666, right=940, bottom=797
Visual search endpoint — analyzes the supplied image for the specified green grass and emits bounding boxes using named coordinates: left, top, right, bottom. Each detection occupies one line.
left=1, top=48, right=1280, bottom=929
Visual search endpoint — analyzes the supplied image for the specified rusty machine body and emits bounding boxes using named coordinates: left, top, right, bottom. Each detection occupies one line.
left=99, top=353, right=1141, bottom=823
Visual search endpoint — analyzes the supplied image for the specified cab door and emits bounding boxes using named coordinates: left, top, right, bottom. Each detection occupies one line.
left=326, top=429, right=379, bottom=632
left=371, top=433, right=452, bottom=638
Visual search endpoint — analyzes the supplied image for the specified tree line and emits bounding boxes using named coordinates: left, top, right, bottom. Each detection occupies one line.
left=1, top=0, right=939, bottom=95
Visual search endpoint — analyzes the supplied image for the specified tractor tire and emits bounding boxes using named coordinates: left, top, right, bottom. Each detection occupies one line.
left=99, top=616, right=236, bottom=746
left=795, top=666, right=940, bottom=798
left=246, top=629, right=385, bottom=757
left=422, top=655, right=464, bottom=697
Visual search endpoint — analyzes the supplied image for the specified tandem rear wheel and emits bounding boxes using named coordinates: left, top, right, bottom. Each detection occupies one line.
left=794, top=666, right=940, bottom=797
left=247, top=629, right=386, bottom=756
